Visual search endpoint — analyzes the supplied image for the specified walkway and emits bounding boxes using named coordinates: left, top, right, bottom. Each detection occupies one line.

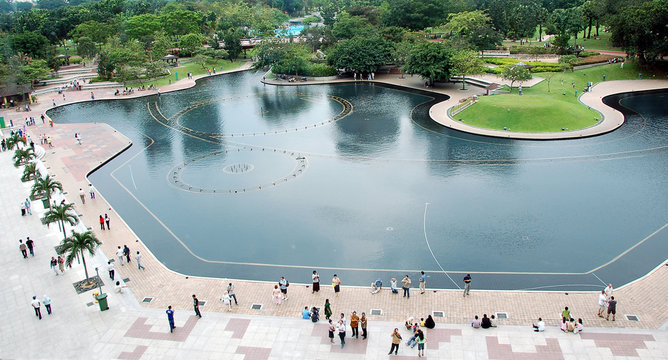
left=1, top=65, right=668, bottom=358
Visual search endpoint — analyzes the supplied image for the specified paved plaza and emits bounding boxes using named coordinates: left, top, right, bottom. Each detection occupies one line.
left=1, top=66, right=667, bottom=359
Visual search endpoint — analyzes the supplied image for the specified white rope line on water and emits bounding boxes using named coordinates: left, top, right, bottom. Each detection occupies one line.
left=423, top=202, right=460, bottom=289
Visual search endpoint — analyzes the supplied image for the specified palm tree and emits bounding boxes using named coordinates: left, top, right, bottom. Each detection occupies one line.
left=13, top=148, right=36, bottom=167
left=5, top=132, right=26, bottom=150
left=30, top=174, right=63, bottom=207
left=43, top=202, right=79, bottom=240
left=21, top=162, right=41, bottom=182
left=59, top=231, right=101, bottom=284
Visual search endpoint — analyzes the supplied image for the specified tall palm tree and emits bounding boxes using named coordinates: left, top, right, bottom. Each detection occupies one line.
left=5, top=132, right=26, bottom=150
left=30, top=174, right=63, bottom=207
left=60, top=231, right=101, bottom=284
left=13, top=148, right=36, bottom=167
left=43, top=202, right=79, bottom=240
left=22, top=162, right=41, bottom=182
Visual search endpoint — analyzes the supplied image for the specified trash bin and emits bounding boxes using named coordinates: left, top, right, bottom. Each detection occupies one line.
left=41, top=199, right=50, bottom=209
left=96, top=293, right=109, bottom=311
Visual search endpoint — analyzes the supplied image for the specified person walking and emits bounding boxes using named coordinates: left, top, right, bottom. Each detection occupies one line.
left=463, top=274, right=472, bottom=297
left=25, top=198, right=31, bottom=215
left=312, top=270, right=320, bottom=293
left=124, top=245, right=131, bottom=264
left=166, top=306, right=175, bottom=333
left=222, top=292, right=232, bottom=311
left=19, top=240, right=28, bottom=259
left=26, top=237, right=35, bottom=256
left=328, top=319, right=336, bottom=343
left=350, top=311, right=359, bottom=338
left=401, top=275, right=411, bottom=298
left=57, top=256, right=65, bottom=273
left=389, top=328, right=402, bottom=355
left=99, top=215, right=105, bottom=230
left=606, top=296, right=617, bottom=321
left=272, top=285, right=281, bottom=305
left=105, top=214, right=110, bottom=230
left=136, top=251, right=145, bottom=270
left=79, top=189, right=85, bottom=204
left=43, top=295, right=52, bottom=315
left=50, top=257, right=59, bottom=275
left=360, top=312, right=368, bottom=339
left=107, top=260, right=115, bottom=280
left=419, top=271, right=426, bottom=294
left=31, top=296, right=42, bottom=319
left=332, top=274, right=341, bottom=297
left=279, top=276, right=289, bottom=300
left=89, top=184, right=95, bottom=199
left=416, top=329, right=426, bottom=357
left=324, top=299, right=332, bottom=320
left=227, top=283, right=237, bottom=305
left=337, top=320, right=346, bottom=348
left=116, top=246, right=124, bottom=265
left=192, top=294, right=202, bottom=318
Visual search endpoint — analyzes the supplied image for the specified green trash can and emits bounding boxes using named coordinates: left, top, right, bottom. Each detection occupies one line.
left=41, top=199, right=50, bottom=209
left=96, top=293, right=109, bottom=311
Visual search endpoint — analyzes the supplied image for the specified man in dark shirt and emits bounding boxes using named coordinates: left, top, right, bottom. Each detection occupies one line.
left=192, top=294, right=202, bottom=318
left=606, top=296, right=617, bottom=321
left=463, top=274, right=472, bottom=297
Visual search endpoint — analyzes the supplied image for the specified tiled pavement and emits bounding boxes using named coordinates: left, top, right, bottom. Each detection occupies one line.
left=1, top=67, right=668, bottom=359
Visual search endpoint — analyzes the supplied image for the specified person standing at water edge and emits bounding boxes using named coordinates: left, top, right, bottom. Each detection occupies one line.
left=463, top=274, right=472, bottom=296
left=116, top=246, right=124, bottom=265
left=605, top=284, right=613, bottom=300
left=606, top=296, right=617, bottom=321
left=419, top=271, right=426, bottom=294
left=192, top=294, right=202, bottom=318
left=279, top=276, right=289, bottom=300
left=227, top=283, right=237, bottom=305
left=166, top=306, right=175, bottom=332
left=89, top=184, right=95, bottom=199
left=332, top=274, right=341, bottom=297
left=124, top=245, right=131, bottom=264
left=136, top=251, right=145, bottom=270
left=401, top=275, right=411, bottom=298
left=312, top=271, right=320, bottom=293
left=597, top=290, right=607, bottom=317
left=105, top=214, right=110, bottom=230
left=99, top=215, right=105, bottom=230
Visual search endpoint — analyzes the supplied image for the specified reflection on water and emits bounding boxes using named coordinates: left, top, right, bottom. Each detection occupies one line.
left=47, top=71, right=668, bottom=280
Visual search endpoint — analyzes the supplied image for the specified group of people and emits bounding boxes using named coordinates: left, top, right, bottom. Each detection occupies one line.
left=471, top=314, right=497, bottom=329
left=115, top=245, right=144, bottom=270
left=327, top=311, right=368, bottom=348
left=598, top=283, right=617, bottom=321
left=18, top=237, right=35, bottom=258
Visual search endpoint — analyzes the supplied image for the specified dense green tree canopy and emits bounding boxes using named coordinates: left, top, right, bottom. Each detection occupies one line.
left=327, top=35, right=390, bottom=73
left=402, top=41, right=453, bottom=84
left=609, top=0, right=668, bottom=63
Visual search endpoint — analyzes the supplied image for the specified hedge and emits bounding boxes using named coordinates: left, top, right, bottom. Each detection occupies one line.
left=508, top=46, right=556, bottom=55
left=484, top=57, right=564, bottom=73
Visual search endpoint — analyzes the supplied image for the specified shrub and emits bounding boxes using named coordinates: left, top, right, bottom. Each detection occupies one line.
left=304, top=63, right=337, bottom=77
left=578, top=51, right=601, bottom=58
left=576, top=54, right=616, bottom=65
left=302, top=16, right=321, bottom=25
left=509, top=46, right=555, bottom=55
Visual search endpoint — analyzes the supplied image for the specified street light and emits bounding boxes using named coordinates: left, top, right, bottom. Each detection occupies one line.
left=95, top=267, right=102, bottom=295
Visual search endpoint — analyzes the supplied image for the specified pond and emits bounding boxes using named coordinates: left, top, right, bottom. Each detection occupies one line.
left=47, top=71, right=668, bottom=290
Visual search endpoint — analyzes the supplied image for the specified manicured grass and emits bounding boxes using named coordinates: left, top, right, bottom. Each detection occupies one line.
left=125, top=60, right=243, bottom=88
left=572, top=31, right=622, bottom=52
left=457, top=62, right=660, bottom=132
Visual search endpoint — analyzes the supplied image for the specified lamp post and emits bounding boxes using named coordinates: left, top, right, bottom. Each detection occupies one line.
left=95, top=267, right=102, bottom=295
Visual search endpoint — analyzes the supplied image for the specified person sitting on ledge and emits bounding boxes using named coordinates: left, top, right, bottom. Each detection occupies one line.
left=390, top=278, right=399, bottom=294
left=532, top=317, right=545, bottom=332
left=472, top=315, right=482, bottom=328
left=371, top=279, right=382, bottom=294
left=302, top=306, right=311, bottom=319
left=573, top=318, right=584, bottom=334
left=424, top=315, right=435, bottom=329
left=481, top=314, right=496, bottom=329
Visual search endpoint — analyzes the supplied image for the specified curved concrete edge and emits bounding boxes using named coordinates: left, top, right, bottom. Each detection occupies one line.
left=430, top=79, right=668, bottom=140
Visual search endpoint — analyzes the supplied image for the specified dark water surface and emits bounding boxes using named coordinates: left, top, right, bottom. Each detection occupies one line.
left=48, top=71, right=668, bottom=290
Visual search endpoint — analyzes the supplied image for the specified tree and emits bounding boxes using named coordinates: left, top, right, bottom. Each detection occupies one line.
left=609, top=0, right=668, bottom=64
left=5, top=132, right=26, bottom=150
left=179, top=33, right=202, bottom=56
left=221, top=28, right=244, bottom=60
left=30, top=174, right=62, bottom=207
left=59, top=231, right=100, bottom=284
left=144, top=61, right=168, bottom=79
left=502, top=64, right=532, bottom=92
left=332, top=11, right=373, bottom=40
left=444, top=10, right=492, bottom=42
left=192, top=53, right=214, bottom=70
left=125, top=14, right=162, bottom=40
left=22, top=162, right=41, bottom=182
left=69, top=20, right=115, bottom=46
left=321, top=4, right=336, bottom=26
left=402, top=41, right=453, bottom=85
left=20, top=59, right=51, bottom=86
left=43, top=202, right=78, bottom=240
left=558, top=54, right=579, bottom=71
left=383, top=0, right=450, bottom=30
left=543, top=71, right=558, bottom=93
left=13, top=148, right=35, bottom=167
left=10, top=32, right=50, bottom=59
left=328, top=36, right=391, bottom=74
left=451, top=49, right=485, bottom=90
left=151, top=31, right=172, bottom=61
left=77, top=36, right=97, bottom=58
left=391, top=41, right=413, bottom=78
left=160, top=9, right=201, bottom=37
